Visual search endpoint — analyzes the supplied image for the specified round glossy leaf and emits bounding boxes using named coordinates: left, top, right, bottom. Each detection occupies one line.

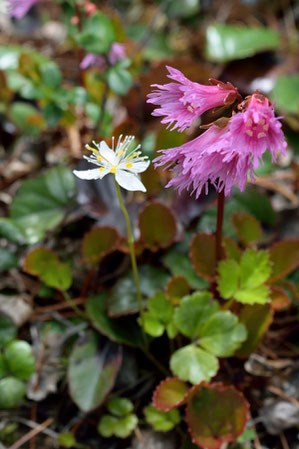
left=9, top=102, right=45, bottom=136
left=0, top=314, right=17, bottom=347
left=77, top=12, right=115, bottom=54
left=231, top=212, right=262, bottom=245
left=187, top=383, right=249, bottom=449
left=0, top=353, right=8, bottom=379
left=268, top=239, right=299, bottom=283
left=139, top=201, right=177, bottom=251
left=144, top=405, right=180, bottom=432
left=107, top=397, right=134, bottom=417
left=82, top=226, right=120, bottom=265
left=153, top=378, right=190, bottom=411
left=0, top=248, right=18, bottom=271
left=106, top=64, right=133, bottom=96
left=270, top=286, right=291, bottom=311
left=166, top=276, right=190, bottom=305
left=4, top=340, right=35, bottom=380
left=190, top=233, right=216, bottom=281
left=0, top=377, right=26, bottom=409
left=97, top=415, right=118, bottom=437
left=68, top=332, right=122, bottom=412
left=273, top=74, right=299, bottom=115
left=170, top=345, right=219, bottom=385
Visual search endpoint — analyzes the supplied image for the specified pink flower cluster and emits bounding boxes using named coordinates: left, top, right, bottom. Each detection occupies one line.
left=148, top=66, right=287, bottom=197
left=80, top=43, right=126, bottom=70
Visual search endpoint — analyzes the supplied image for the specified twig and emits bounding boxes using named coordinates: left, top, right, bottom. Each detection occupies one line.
left=9, top=418, right=53, bottom=449
left=267, top=385, right=299, bottom=407
left=280, top=432, right=290, bottom=449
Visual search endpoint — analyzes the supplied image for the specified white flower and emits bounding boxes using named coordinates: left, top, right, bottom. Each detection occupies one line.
left=73, top=135, right=150, bottom=192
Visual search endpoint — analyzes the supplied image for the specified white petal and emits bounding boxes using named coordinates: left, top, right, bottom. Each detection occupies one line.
left=98, top=141, right=117, bottom=165
left=73, top=168, right=108, bottom=180
left=115, top=170, right=147, bottom=192
left=119, top=160, right=150, bottom=173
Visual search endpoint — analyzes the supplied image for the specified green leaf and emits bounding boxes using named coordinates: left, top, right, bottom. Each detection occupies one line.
left=139, top=201, right=177, bottom=252
left=206, top=24, right=280, bottom=62
left=174, top=291, right=218, bottom=338
left=231, top=212, right=262, bottom=245
left=186, top=383, right=249, bottom=449
left=0, top=354, right=8, bottom=379
left=153, top=378, right=190, bottom=411
left=170, top=344, right=219, bottom=384
left=107, top=397, right=134, bottom=417
left=24, top=248, right=72, bottom=291
left=234, top=188, right=276, bottom=225
left=77, top=12, right=115, bottom=54
left=235, top=285, right=270, bottom=305
left=97, top=415, right=118, bottom=437
left=114, top=414, right=138, bottom=438
left=0, top=377, right=26, bottom=409
left=108, top=266, right=170, bottom=317
left=199, top=311, right=247, bottom=357
left=148, top=292, right=173, bottom=322
left=144, top=313, right=165, bottom=337
left=0, top=314, right=17, bottom=347
left=163, top=250, right=208, bottom=289
left=9, top=102, right=45, bottom=136
left=272, top=74, right=299, bottom=115
left=4, top=340, right=35, bottom=380
left=106, top=63, right=133, bottom=96
left=240, top=250, right=271, bottom=289
left=40, top=61, right=62, bottom=89
left=0, top=218, right=26, bottom=244
left=166, top=0, right=199, bottom=18
left=58, top=433, right=77, bottom=448
left=82, top=226, right=120, bottom=265
left=166, top=275, right=190, bottom=305
left=9, top=166, right=76, bottom=244
left=236, top=304, right=273, bottom=358
left=217, top=259, right=240, bottom=299
left=68, top=332, right=122, bottom=412
left=86, top=294, right=142, bottom=347
left=0, top=248, right=18, bottom=271
left=144, top=405, right=180, bottom=432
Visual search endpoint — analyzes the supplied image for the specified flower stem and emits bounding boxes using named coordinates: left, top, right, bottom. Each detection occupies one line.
left=215, top=189, right=225, bottom=267
left=114, top=180, right=147, bottom=344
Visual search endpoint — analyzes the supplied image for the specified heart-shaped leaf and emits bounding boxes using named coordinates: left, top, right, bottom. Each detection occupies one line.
left=231, top=212, right=262, bottom=245
left=6, top=167, right=76, bottom=244
left=190, top=233, right=216, bottom=281
left=82, top=226, right=120, bottom=265
left=186, top=383, right=249, bottom=449
left=144, top=404, right=180, bottom=432
left=236, top=304, right=273, bottom=358
left=86, top=294, right=142, bottom=347
left=139, top=201, right=177, bottom=251
left=240, top=250, right=271, bottom=288
left=268, top=239, right=299, bottom=283
left=68, top=332, right=122, bottom=412
left=24, top=248, right=72, bottom=291
left=153, top=378, right=190, bottom=411
left=170, top=345, right=219, bottom=385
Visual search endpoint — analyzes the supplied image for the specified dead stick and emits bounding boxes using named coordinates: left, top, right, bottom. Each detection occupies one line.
left=9, top=417, right=53, bottom=449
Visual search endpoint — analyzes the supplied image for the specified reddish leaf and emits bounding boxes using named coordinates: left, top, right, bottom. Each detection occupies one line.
left=81, top=226, right=120, bottom=265
left=190, top=233, right=217, bottom=281
left=139, top=201, right=177, bottom=251
left=153, top=378, right=191, bottom=412
left=186, top=383, right=249, bottom=449
left=166, top=275, right=190, bottom=305
left=270, top=286, right=291, bottom=311
left=231, top=212, right=262, bottom=245
left=268, top=239, right=299, bottom=283
left=24, top=247, right=58, bottom=275
left=236, top=304, right=273, bottom=358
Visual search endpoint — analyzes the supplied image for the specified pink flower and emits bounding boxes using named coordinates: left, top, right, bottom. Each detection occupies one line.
left=154, top=93, right=287, bottom=197
left=9, top=0, right=43, bottom=18
left=80, top=43, right=126, bottom=70
left=229, top=93, right=287, bottom=169
left=147, top=66, right=239, bottom=132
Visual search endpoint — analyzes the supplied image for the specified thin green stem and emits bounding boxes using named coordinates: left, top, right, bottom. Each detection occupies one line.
left=114, top=180, right=147, bottom=345
left=62, top=291, right=87, bottom=319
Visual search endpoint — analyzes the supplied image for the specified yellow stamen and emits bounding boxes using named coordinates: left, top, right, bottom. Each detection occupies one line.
left=97, top=156, right=102, bottom=161
left=117, top=150, right=124, bottom=156
left=110, top=167, right=117, bottom=173
left=246, top=119, right=253, bottom=127
left=246, top=130, right=253, bottom=136
left=126, top=163, right=133, bottom=168
left=263, top=124, right=269, bottom=131
left=258, top=132, right=266, bottom=139
left=86, top=144, right=99, bottom=155
left=99, top=167, right=105, bottom=171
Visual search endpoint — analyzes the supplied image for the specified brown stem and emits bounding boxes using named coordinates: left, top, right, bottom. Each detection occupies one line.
left=215, top=189, right=225, bottom=267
